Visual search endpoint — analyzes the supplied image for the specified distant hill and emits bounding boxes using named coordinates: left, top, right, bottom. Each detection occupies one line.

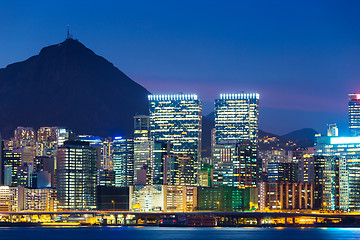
left=0, top=38, right=150, bottom=138
left=258, top=129, right=298, bottom=151
left=281, top=128, right=319, bottom=148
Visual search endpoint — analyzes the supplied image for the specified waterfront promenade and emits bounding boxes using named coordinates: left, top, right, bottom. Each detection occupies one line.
left=0, top=211, right=360, bottom=227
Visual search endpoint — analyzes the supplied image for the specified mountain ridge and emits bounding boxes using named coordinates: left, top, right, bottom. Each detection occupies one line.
left=0, top=38, right=150, bottom=138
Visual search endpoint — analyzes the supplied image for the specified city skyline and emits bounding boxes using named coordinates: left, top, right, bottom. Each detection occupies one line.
left=1, top=1, right=360, bottom=135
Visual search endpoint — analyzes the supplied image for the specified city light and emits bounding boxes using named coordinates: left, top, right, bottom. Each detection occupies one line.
left=330, top=137, right=360, bottom=145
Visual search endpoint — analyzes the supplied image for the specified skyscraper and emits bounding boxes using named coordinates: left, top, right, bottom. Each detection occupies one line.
left=213, top=93, right=260, bottom=187
left=148, top=94, right=202, bottom=185
left=215, top=93, right=259, bottom=144
left=56, top=141, right=97, bottom=210
left=349, top=94, right=360, bottom=136
left=133, top=115, right=151, bottom=185
left=113, top=137, right=134, bottom=187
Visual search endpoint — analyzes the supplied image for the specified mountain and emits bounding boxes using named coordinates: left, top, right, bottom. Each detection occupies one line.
left=281, top=128, right=319, bottom=148
left=258, top=129, right=298, bottom=151
left=0, top=38, right=150, bottom=138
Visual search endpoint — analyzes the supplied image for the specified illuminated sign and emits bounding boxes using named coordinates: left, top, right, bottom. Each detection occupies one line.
left=330, top=137, right=360, bottom=145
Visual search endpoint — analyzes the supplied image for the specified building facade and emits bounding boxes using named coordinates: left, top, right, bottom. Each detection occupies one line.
left=113, top=137, right=134, bottom=187
left=149, top=94, right=202, bottom=185
left=214, top=93, right=259, bottom=144
left=349, top=94, right=360, bottom=136
left=133, top=115, right=152, bottom=185
left=56, top=141, right=97, bottom=210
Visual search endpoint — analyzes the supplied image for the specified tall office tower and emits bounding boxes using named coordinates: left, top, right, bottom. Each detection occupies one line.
left=113, top=137, right=134, bottom=187
left=313, top=156, right=348, bottom=211
left=56, top=141, right=97, bottom=210
left=133, top=115, right=152, bottom=185
left=14, top=127, right=36, bottom=149
left=215, top=93, right=259, bottom=144
left=214, top=93, right=260, bottom=187
left=148, top=94, right=202, bottom=185
left=349, top=94, right=360, bottom=136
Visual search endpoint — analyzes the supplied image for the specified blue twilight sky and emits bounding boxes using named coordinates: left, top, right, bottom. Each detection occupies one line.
left=1, top=0, right=360, bottom=135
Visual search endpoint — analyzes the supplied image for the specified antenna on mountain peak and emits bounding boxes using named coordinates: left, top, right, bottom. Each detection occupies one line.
left=67, top=25, right=71, bottom=40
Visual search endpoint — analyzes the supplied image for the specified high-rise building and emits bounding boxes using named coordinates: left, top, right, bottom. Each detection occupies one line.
left=133, top=115, right=152, bottom=185
left=56, top=141, right=97, bottom=210
left=213, top=140, right=258, bottom=188
left=214, top=93, right=259, bottom=144
left=315, top=135, right=356, bottom=210
left=313, top=155, right=348, bottom=211
left=349, top=94, right=360, bottom=136
left=148, top=94, right=202, bottom=185
left=113, top=137, right=134, bottom=187
left=213, top=93, right=260, bottom=188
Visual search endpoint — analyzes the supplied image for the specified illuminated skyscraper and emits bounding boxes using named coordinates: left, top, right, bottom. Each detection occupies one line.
left=349, top=94, right=360, bottom=136
left=56, top=141, right=97, bottom=210
left=113, top=137, right=134, bottom=187
left=148, top=94, right=202, bottom=185
left=133, top=115, right=151, bottom=185
left=213, top=93, right=260, bottom=187
left=215, top=93, right=259, bottom=144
